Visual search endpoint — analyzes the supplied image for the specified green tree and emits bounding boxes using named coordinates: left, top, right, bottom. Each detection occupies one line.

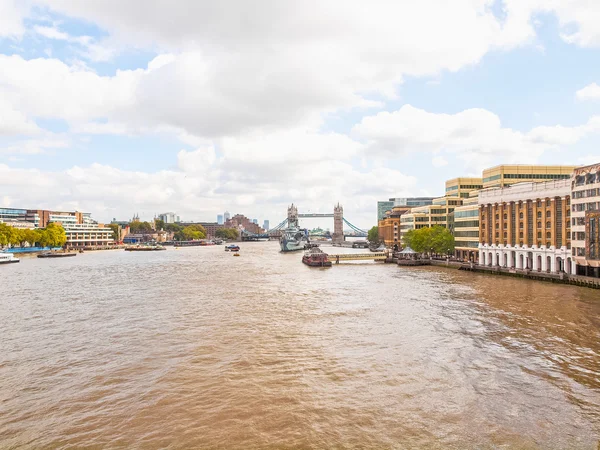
left=215, top=228, right=239, bottom=240
left=367, top=226, right=379, bottom=243
left=129, top=221, right=154, bottom=234
left=403, top=226, right=454, bottom=256
left=154, top=218, right=165, bottom=230
left=430, top=226, right=455, bottom=255
left=165, top=223, right=183, bottom=233
left=43, top=223, right=68, bottom=248
left=174, top=224, right=207, bottom=241
left=107, top=223, right=120, bottom=241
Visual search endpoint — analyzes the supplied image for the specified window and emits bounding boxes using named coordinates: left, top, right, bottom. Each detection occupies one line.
left=495, top=214, right=499, bottom=220
left=537, top=221, right=541, bottom=229
left=537, top=211, right=542, bottom=218
left=503, top=214, right=507, bottom=220
left=546, top=242, right=551, bottom=247
left=503, top=232, right=507, bottom=238
left=546, top=199, right=550, bottom=207
left=547, top=211, right=551, bottom=218
left=519, top=212, right=523, bottom=219
left=519, top=222, right=523, bottom=229
left=519, top=232, right=523, bottom=238
left=495, top=232, right=499, bottom=238
left=546, top=232, right=551, bottom=239
left=546, top=221, right=551, bottom=229
left=537, top=232, right=542, bottom=238
left=537, top=200, right=542, bottom=208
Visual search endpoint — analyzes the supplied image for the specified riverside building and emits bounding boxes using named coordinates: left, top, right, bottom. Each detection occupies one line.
left=452, top=191, right=480, bottom=261
left=378, top=206, right=412, bottom=247
left=478, top=179, right=573, bottom=274
left=482, top=165, right=575, bottom=189
left=399, top=196, right=463, bottom=241
left=571, top=162, right=600, bottom=278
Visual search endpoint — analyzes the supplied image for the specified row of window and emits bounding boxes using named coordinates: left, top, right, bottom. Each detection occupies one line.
left=455, top=209, right=479, bottom=219
left=573, top=172, right=600, bottom=187
left=454, top=220, right=479, bottom=228
left=503, top=173, right=571, bottom=180
left=445, top=184, right=482, bottom=192
left=572, top=188, right=600, bottom=199
left=572, top=202, right=599, bottom=212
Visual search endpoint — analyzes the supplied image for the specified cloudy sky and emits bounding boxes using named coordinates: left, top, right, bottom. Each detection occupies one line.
left=1, top=0, right=600, bottom=228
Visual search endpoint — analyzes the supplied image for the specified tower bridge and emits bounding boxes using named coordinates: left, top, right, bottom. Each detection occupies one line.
left=250, top=203, right=367, bottom=243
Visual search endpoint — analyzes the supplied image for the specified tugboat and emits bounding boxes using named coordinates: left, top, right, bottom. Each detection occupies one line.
left=0, top=252, right=20, bottom=264
left=302, top=247, right=332, bottom=267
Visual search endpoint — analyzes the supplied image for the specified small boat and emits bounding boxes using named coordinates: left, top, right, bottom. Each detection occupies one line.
left=0, top=252, right=20, bottom=264
left=302, top=247, right=332, bottom=267
left=37, top=251, right=77, bottom=258
left=225, top=244, right=240, bottom=252
left=124, top=244, right=166, bottom=251
left=233, top=252, right=240, bottom=257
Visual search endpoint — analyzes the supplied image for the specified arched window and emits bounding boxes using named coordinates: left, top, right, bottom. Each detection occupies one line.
left=537, top=211, right=542, bottom=218
left=537, top=221, right=541, bottom=229
left=519, top=212, right=523, bottom=219
left=546, top=221, right=551, bottom=229
left=546, top=232, right=551, bottom=239
left=546, top=211, right=551, bottom=218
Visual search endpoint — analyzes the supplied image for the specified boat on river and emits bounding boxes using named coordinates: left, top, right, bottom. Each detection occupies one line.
left=37, top=251, right=77, bottom=258
left=302, top=247, right=332, bottom=267
left=225, top=244, right=240, bottom=252
left=0, top=252, right=20, bottom=264
left=125, top=244, right=166, bottom=251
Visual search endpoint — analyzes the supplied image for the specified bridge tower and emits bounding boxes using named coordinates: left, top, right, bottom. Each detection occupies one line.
left=287, top=203, right=299, bottom=228
left=332, top=203, right=344, bottom=243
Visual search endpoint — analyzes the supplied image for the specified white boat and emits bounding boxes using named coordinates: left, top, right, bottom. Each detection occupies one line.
left=0, top=252, right=20, bottom=264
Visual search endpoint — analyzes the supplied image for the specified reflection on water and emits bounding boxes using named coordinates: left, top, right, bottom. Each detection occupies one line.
left=1, top=242, right=599, bottom=448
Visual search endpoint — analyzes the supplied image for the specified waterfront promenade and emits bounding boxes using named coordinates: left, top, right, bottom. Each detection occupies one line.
left=1, top=242, right=599, bottom=448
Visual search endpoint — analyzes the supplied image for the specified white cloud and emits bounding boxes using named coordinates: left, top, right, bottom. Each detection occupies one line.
left=576, top=83, right=600, bottom=101
left=0, top=98, right=40, bottom=136
left=353, top=105, right=600, bottom=171
left=432, top=156, right=448, bottom=167
left=33, top=25, right=70, bottom=41
left=0, top=0, right=26, bottom=37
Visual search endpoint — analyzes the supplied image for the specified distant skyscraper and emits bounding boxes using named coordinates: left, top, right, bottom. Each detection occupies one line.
left=224, top=211, right=231, bottom=222
left=252, top=218, right=258, bottom=224
left=263, top=220, right=270, bottom=230
left=217, top=214, right=224, bottom=224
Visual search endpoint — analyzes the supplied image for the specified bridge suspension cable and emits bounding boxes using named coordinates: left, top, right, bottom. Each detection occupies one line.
left=342, top=218, right=368, bottom=236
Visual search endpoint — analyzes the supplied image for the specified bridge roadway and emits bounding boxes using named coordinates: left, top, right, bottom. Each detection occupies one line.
left=326, top=252, right=388, bottom=263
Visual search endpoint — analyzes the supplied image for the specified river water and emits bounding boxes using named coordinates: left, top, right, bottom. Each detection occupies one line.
left=1, top=242, right=599, bottom=449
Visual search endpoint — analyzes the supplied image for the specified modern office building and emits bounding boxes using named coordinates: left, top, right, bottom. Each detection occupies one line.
left=482, top=165, right=575, bottom=189
left=252, top=219, right=258, bottom=224
left=478, top=179, right=572, bottom=273
left=263, top=220, right=270, bottom=230
left=224, top=211, right=231, bottom=222
left=400, top=196, right=463, bottom=239
left=377, top=201, right=394, bottom=221
left=217, top=215, right=224, bottom=225
left=46, top=211, right=115, bottom=248
left=377, top=197, right=435, bottom=221
left=158, top=212, right=180, bottom=224
left=571, top=162, right=600, bottom=278
left=452, top=191, right=480, bottom=261
left=445, top=177, right=483, bottom=199
left=0, top=208, right=28, bottom=224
